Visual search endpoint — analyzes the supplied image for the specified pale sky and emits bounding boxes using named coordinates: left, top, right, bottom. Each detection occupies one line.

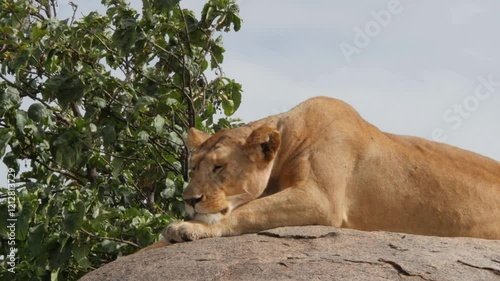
left=1, top=0, right=499, bottom=187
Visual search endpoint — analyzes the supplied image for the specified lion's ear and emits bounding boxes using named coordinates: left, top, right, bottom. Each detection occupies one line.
left=186, top=128, right=211, bottom=149
left=244, top=125, right=281, bottom=162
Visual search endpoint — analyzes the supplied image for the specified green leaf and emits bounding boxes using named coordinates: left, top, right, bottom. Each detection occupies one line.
left=94, top=208, right=121, bottom=223
left=28, top=224, right=46, bottom=256
left=92, top=97, right=107, bottom=109
left=75, top=117, right=86, bottom=131
left=221, top=98, right=234, bottom=116
left=135, top=96, right=156, bottom=112
left=0, top=128, right=13, bottom=157
left=57, top=146, right=78, bottom=168
left=15, top=111, right=27, bottom=133
left=189, top=29, right=208, bottom=48
left=63, top=202, right=84, bottom=234
left=32, top=22, right=47, bottom=40
left=51, top=268, right=60, bottom=281
left=232, top=13, right=242, bottom=32
left=0, top=87, right=21, bottom=109
left=183, top=10, right=199, bottom=32
left=102, top=125, right=117, bottom=148
left=100, top=239, right=118, bottom=253
left=216, top=118, right=232, bottom=129
left=160, top=178, right=175, bottom=199
left=153, top=115, right=165, bottom=134
left=74, top=242, right=91, bottom=268
left=48, top=237, right=73, bottom=270
left=85, top=124, right=95, bottom=135
left=168, top=131, right=183, bottom=146
left=111, top=157, right=124, bottom=178
left=3, top=151, right=20, bottom=174
left=201, top=4, right=219, bottom=27
left=153, top=0, right=180, bottom=12
left=210, top=36, right=225, bottom=69
left=112, top=18, right=138, bottom=56
left=142, top=0, right=153, bottom=21
left=51, top=132, right=83, bottom=169
left=0, top=204, right=8, bottom=236
left=16, top=212, right=29, bottom=240
left=137, top=228, right=154, bottom=247
left=138, top=131, right=149, bottom=143
left=27, top=103, right=47, bottom=123
left=45, top=74, right=84, bottom=110
left=230, top=81, right=242, bottom=112
left=183, top=55, right=201, bottom=77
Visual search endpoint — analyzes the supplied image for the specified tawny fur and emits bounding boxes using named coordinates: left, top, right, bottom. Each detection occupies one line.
left=145, top=97, right=500, bottom=251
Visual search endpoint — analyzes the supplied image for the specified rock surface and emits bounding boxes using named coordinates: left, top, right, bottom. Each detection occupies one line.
left=80, top=226, right=500, bottom=281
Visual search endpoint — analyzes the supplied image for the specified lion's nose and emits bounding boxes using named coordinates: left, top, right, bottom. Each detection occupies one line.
left=184, top=195, right=203, bottom=208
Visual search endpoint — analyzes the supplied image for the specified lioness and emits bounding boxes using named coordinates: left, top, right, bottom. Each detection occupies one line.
left=146, top=96, right=500, bottom=250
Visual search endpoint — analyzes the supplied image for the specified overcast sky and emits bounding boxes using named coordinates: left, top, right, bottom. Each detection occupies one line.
left=2, top=0, right=499, bottom=187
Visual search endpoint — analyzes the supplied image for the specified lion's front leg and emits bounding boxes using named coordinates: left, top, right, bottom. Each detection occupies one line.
left=165, top=185, right=332, bottom=243
left=222, top=185, right=333, bottom=235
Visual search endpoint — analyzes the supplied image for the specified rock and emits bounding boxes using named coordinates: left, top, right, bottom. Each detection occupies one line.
left=80, top=226, right=500, bottom=281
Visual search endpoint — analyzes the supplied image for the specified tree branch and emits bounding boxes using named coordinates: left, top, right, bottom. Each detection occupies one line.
left=177, top=38, right=196, bottom=129
left=31, top=157, right=86, bottom=186
left=179, top=6, right=193, bottom=55
left=69, top=1, right=78, bottom=25
left=81, top=228, right=139, bottom=249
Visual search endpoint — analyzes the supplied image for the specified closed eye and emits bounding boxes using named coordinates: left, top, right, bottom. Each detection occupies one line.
left=212, top=165, right=224, bottom=173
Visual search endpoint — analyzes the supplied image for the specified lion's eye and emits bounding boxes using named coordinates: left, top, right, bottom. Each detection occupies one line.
left=212, top=165, right=224, bottom=173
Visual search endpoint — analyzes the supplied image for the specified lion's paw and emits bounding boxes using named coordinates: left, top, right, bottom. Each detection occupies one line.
left=163, top=221, right=212, bottom=243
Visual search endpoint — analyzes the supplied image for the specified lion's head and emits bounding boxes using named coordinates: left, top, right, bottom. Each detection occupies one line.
left=182, top=125, right=281, bottom=224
